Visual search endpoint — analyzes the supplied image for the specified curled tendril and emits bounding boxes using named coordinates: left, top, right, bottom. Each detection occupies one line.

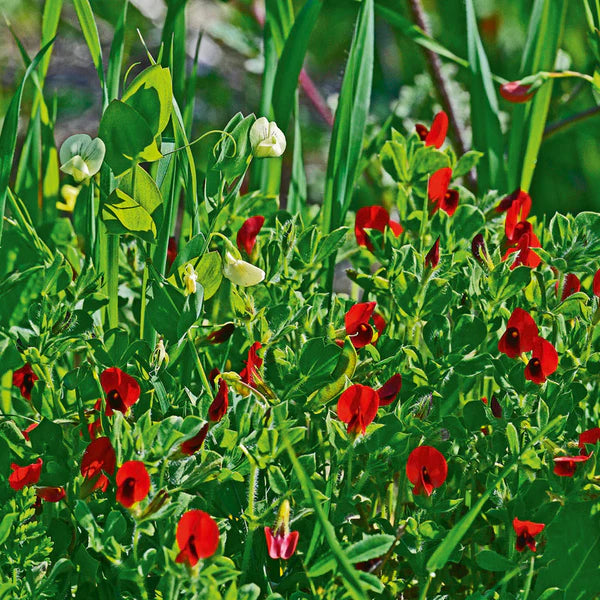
left=161, top=129, right=237, bottom=159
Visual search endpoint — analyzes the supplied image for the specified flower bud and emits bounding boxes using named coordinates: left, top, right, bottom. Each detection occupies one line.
left=425, top=237, right=440, bottom=269
left=183, top=263, right=198, bottom=295
left=59, top=134, right=105, bottom=183
left=222, top=252, right=265, bottom=287
left=150, top=337, right=169, bottom=370
left=250, top=117, right=286, bottom=158
left=57, top=184, right=80, bottom=212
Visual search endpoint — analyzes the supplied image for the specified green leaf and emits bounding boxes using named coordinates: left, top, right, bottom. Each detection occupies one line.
left=534, top=503, right=600, bottom=599
left=106, top=0, right=128, bottom=101
left=98, top=99, right=163, bottom=177
left=453, top=150, right=484, bottom=178
left=452, top=315, right=487, bottom=353
left=101, top=188, right=158, bottom=243
left=475, top=549, right=514, bottom=572
left=506, top=422, right=520, bottom=455
left=122, top=64, right=173, bottom=136
left=299, top=338, right=341, bottom=380
left=210, top=113, right=255, bottom=183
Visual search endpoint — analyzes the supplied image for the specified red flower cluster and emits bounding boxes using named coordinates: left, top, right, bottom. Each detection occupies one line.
left=12, top=364, right=38, bottom=400
left=406, top=446, right=448, bottom=496
left=176, top=510, right=219, bottom=566
left=116, top=461, right=151, bottom=508
left=344, top=301, right=386, bottom=349
left=237, top=215, right=265, bottom=256
left=428, top=168, right=459, bottom=216
left=415, top=111, right=448, bottom=149
left=100, top=367, right=141, bottom=416
left=513, top=518, right=545, bottom=552
left=498, top=308, right=558, bottom=384
left=497, top=189, right=541, bottom=269
left=354, top=206, right=403, bottom=251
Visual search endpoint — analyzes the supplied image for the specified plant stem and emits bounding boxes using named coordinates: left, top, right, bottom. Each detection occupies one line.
left=407, top=0, right=469, bottom=159
left=140, top=248, right=149, bottom=340
left=522, top=555, right=536, bottom=600
left=106, top=234, right=119, bottom=330
left=187, top=331, right=214, bottom=402
left=241, top=462, right=259, bottom=580
left=544, top=105, right=600, bottom=139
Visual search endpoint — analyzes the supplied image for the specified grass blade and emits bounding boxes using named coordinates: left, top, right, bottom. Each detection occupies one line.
left=465, top=0, right=504, bottom=191
left=106, top=0, right=128, bottom=101
left=0, top=39, right=55, bottom=245
left=519, top=0, right=568, bottom=192
left=272, top=0, right=322, bottom=131
left=282, top=430, right=366, bottom=599
left=40, top=0, right=63, bottom=82
left=322, top=0, right=374, bottom=234
left=73, top=0, right=109, bottom=108
left=287, top=94, right=307, bottom=214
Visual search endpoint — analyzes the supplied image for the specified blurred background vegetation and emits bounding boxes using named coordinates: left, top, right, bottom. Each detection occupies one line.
left=1, top=0, right=599, bottom=217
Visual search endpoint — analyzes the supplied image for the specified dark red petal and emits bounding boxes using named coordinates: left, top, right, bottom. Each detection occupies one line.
left=240, top=342, right=263, bottom=386
left=553, top=455, right=590, bottom=477
left=345, top=302, right=377, bottom=335
left=593, top=269, right=600, bottom=297
left=507, top=308, right=539, bottom=352
left=560, top=273, right=581, bottom=301
left=207, top=323, right=235, bottom=344
left=181, top=423, right=209, bottom=456
left=208, top=379, right=229, bottom=422
left=377, top=374, right=402, bottom=406
left=36, top=486, right=66, bottom=502
left=440, top=189, right=459, bottom=216
left=425, top=111, right=448, bottom=149
left=428, top=168, right=452, bottom=204
left=406, top=446, right=447, bottom=494
left=415, top=123, right=429, bottom=141
left=372, top=313, right=386, bottom=336
left=471, top=234, right=488, bottom=265
left=166, top=237, right=178, bottom=269
left=500, top=81, right=536, bottom=103
left=116, top=461, right=150, bottom=507
left=579, top=427, right=600, bottom=454
left=279, top=530, right=300, bottom=559
left=425, top=237, right=440, bottom=268
left=236, top=215, right=265, bottom=256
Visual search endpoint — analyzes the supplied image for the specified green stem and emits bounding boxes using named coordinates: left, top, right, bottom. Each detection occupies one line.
left=140, top=246, right=149, bottom=341
left=521, top=555, right=536, bottom=600
left=106, top=234, right=119, bottom=330
left=241, top=462, right=259, bottom=580
left=187, top=332, right=214, bottom=402
left=419, top=572, right=433, bottom=600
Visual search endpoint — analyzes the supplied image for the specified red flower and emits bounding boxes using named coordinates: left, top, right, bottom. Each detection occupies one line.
left=406, top=446, right=447, bottom=497
left=22, top=422, right=39, bottom=441
left=36, top=486, right=66, bottom=502
left=560, top=273, right=581, bottom=301
left=264, top=527, right=299, bottom=560
left=176, top=510, right=219, bottom=566
left=498, top=308, right=539, bottom=358
left=237, top=215, right=265, bottom=256
left=506, top=220, right=539, bottom=246
left=81, top=436, right=116, bottom=492
left=425, top=237, right=440, bottom=269
left=553, top=454, right=590, bottom=477
left=415, top=111, right=448, bottom=149
left=354, top=205, right=403, bottom=251
left=207, top=323, right=235, bottom=344
left=100, top=367, right=141, bottom=416
left=496, top=189, right=531, bottom=240
left=427, top=168, right=459, bottom=216
left=524, top=337, right=558, bottom=384
left=593, top=269, right=600, bottom=297
left=240, top=342, right=263, bottom=386
left=579, top=427, right=600, bottom=455
left=512, top=518, right=545, bottom=552
left=377, top=374, right=402, bottom=406
left=344, top=301, right=386, bottom=349
left=12, top=364, right=38, bottom=400
left=337, top=384, right=379, bottom=436
left=116, top=461, right=151, bottom=508
left=500, top=81, right=536, bottom=103
left=9, top=458, right=43, bottom=491
left=208, top=378, right=229, bottom=422
left=181, top=423, right=209, bottom=456
left=166, top=237, right=178, bottom=270
left=503, top=233, right=541, bottom=270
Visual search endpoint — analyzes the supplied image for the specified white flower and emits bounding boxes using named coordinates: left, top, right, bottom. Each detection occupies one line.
left=183, top=263, right=198, bottom=295
left=222, top=252, right=265, bottom=287
left=59, top=134, right=105, bottom=183
left=249, top=117, right=286, bottom=158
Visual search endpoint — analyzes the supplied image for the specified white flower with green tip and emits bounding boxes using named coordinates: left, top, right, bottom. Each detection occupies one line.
left=59, top=134, right=105, bottom=183
left=249, top=117, right=286, bottom=158
left=222, top=252, right=265, bottom=287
